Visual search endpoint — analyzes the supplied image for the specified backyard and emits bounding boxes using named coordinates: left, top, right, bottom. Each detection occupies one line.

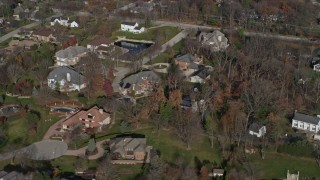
left=252, top=152, right=320, bottom=179
left=0, top=96, right=61, bottom=152
left=112, top=26, right=181, bottom=45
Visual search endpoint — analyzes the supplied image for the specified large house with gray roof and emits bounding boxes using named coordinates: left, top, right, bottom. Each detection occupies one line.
left=47, top=66, right=86, bottom=92
left=109, top=137, right=151, bottom=164
left=292, top=112, right=320, bottom=132
left=120, top=71, right=160, bottom=96
left=55, top=46, right=88, bottom=66
left=199, top=30, right=229, bottom=52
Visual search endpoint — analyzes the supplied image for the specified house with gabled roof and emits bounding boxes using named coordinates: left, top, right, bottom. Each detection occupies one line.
left=55, top=46, right=88, bottom=66
left=292, top=111, right=320, bottom=132
left=62, top=106, right=111, bottom=132
left=51, top=16, right=79, bottom=28
left=248, top=123, right=266, bottom=138
left=31, top=28, right=56, bottom=42
left=120, top=70, right=160, bottom=96
left=109, top=137, right=152, bottom=164
left=121, top=22, right=145, bottom=34
left=199, top=30, right=229, bottom=52
left=87, top=36, right=113, bottom=52
left=47, top=66, right=86, bottom=92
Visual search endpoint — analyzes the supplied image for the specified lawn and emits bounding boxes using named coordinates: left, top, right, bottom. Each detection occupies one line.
left=252, top=152, right=320, bottom=179
left=146, top=53, right=171, bottom=65
left=116, top=164, right=143, bottom=180
left=112, top=26, right=180, bottom=45
left=51, top=156, right=97, bottom=173
left=135, top=128, right=222, bottom=167
left=0, top=96, right=62, bottom=151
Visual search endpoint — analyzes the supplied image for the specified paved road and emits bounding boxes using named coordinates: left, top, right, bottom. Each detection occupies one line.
left=0, top=13, right=62, bottom=43
left=0, top=21, right=40, bottom=43
left=115, top=16, right=320, bottom=44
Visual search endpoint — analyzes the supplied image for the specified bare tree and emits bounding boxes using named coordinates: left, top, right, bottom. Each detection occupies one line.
left=174, top=110, right=198, bottom=150
left=7, top=64, right=23, bottom=83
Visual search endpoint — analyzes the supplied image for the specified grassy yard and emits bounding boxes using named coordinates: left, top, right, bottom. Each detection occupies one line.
left=51, top=156, right=97, bottom=173
left=252, top=152, right=320, bottom=179
left=0, top=96, right=62, bottom=151
left=135, top=128, right=221, bottom=167
left=116, top=164, right=143, bottom=180
left=112, top=26, right=180, bottom=45
left=147, top=53, right=171, bottom=65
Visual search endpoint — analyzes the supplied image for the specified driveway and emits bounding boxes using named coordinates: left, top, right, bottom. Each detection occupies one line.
left=112, top=67, right=130, bottom=92
left=0, top=140, right=67, bottom=161
left=43, top=116, right=68, bottom=140
left=65, top=139, right=108, bottom=160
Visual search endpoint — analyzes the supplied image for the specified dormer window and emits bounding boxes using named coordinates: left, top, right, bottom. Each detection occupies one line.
left=87, top=114, right=94, bottom=119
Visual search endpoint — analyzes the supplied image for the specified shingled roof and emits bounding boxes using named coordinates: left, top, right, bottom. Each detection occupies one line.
left=47, top=66, right=84, bottom=85
left=88, top=36, right=113, bottom=46
left=293, top=112, right=320, bottom=125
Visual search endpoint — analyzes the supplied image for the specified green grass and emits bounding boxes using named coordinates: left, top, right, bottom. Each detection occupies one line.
left=147, top=53, right=171, bottom=65
left=113, top=26, right=180, bottom=45
left=51, top=156, right=97, bottom=173
left=1, top=96, right=62, bottom=151
left=135, top=128, right=221, bottom=167
left=116, top=164, right=143, bottom=180
left=172, top=40, right=184, bottom=54
left=252, top=152, right=320, bottom=179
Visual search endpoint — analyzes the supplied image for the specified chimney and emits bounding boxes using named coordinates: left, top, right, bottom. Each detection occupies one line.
left=218, top=35, right=222, bottom=42
left=99, top=109, right=103, bottom=114
left=66, top=73, right=71, bottom=82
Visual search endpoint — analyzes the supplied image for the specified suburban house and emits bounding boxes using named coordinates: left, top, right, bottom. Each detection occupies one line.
left=120, top=71, right=160, bottom=96
left=5, top=40, right=38, bottom=53
left=31, top=29, right=56, bottom=42
left=292, top=112, right=320, bottom=132
left=189, top=67, right=212, bottom=83
left=109, top=137, right=151, bottom=164
left=209, top=168, right=225, bottom=177
left=54, top=46, right=89, bottom=66
left=248, top=123, right=266, bottom=138
left=47, top=66, right=86, bottom=92
left=199, top=30, right=229, bottom=52
left=13, top=4, right=28, bottom=20
left=131, top=1, right=155, bottom=13
left=174, top=54, right=204, bottom=76
left=62, top=106, right=111, bottom=132
left=121, top=22, right=145, bottom=34
left=314, top=64, right=320, bottom=72
left=87, top=36, right=113, bottom=52
left=51, top=17, right=79, bottom=28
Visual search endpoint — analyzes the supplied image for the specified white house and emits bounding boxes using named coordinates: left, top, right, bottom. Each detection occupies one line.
left=55, top=46, right=88, bottom=66
left=209, top=169, right=224, bottom=177
left=292, top=112, right=320, bottom=132
left=314, top=64, right=320, bottom=72
left=121, top=22, right=145, bottom=34
left=248, top=123, right=266, bottom=138
left=51, top=17, right=79, bottom=28
left=47, top=66, right=86, bottom=92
